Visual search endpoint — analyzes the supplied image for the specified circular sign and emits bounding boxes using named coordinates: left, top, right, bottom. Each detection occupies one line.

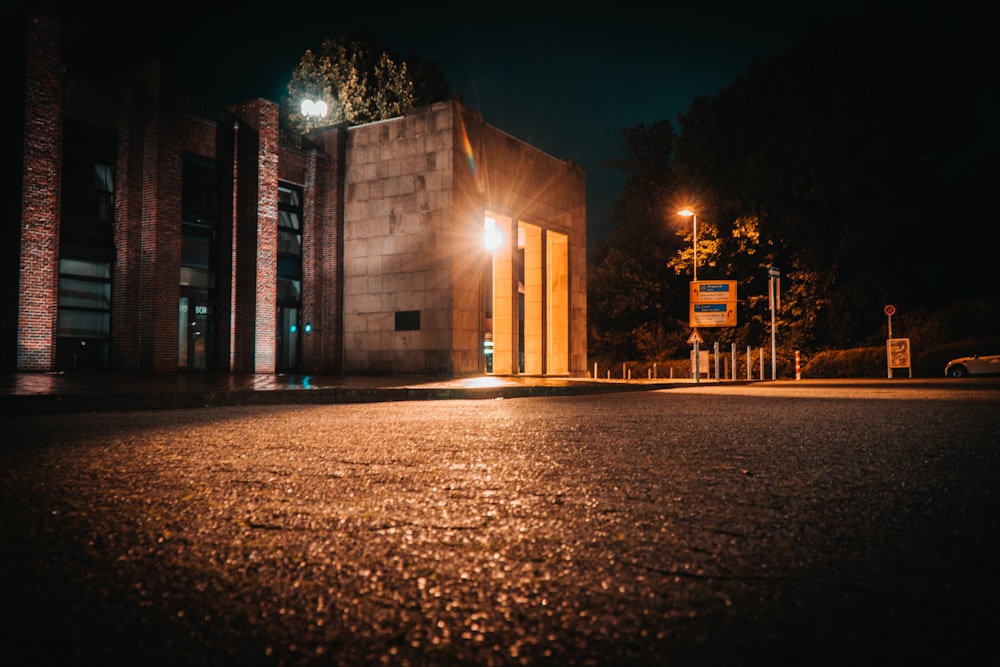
left=884, top=304, right=896, bottom=316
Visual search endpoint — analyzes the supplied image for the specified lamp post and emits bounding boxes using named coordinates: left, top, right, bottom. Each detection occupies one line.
left=678, top=209, right=700, bottom=382
left=678, top=209, right=697, bottom=282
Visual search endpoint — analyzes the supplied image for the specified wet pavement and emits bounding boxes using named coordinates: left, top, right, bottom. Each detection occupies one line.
left=3, top=382, right=998, bottom=665
left=0, top=371, right=698, bottom=414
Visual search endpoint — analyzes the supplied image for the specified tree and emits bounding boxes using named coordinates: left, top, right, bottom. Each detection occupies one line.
left=671, top=9, right=989, bottom=350
left=594, top=7, right=998, bottom=360
left=589, top=120, right=684, bottom=360
left=282, top=31, right=453, bottom=132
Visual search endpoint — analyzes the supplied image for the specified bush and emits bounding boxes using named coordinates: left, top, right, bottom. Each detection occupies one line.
left=801, top=347, right=886, bottom=378
left=801, top=337, right=1000, bottom=378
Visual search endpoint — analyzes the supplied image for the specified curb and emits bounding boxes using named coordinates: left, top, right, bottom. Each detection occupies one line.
left=1, top=381, right=687, bottom=415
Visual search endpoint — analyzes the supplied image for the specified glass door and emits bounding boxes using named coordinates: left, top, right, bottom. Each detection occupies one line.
left=277, top=306, right=301, bottom=372
left=178, top=295, right=214, bottom=370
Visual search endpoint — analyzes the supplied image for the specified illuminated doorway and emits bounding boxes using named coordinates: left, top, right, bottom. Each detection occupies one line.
left=178, top=294, right=214, bottom=370
left=486, top=214, right=569, bottom=376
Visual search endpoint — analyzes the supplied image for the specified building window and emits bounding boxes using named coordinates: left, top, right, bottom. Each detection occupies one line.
left=277, top=184, right=303, bottom=307
left=181, top=156, right=220, bottom=286
left=57, top=121, right=115, bottom=371
left=56, top=258, right=111, bottom=370
left=277, top=183, right=304, bottom=299
left=395, top=311, right=421, bottom=331
left=277, top=183, right=304, bottom=372
left=61, top=120, right=116, bottom=253
left=180, top=155, right=220, bottom=370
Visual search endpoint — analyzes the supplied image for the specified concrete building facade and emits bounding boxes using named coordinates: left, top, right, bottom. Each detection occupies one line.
left=5, top=12, right=587, bottom=377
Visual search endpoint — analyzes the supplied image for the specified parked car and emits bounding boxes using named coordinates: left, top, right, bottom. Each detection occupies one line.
left=944, top=354, right=1000, bottom=377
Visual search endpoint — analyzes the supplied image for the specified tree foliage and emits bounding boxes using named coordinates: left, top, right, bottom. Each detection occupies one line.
left=591, top=8, right=999, bottom=362
left=589, top=120, right=685, bottom=359
left=282, top=31, right=453, bottom=132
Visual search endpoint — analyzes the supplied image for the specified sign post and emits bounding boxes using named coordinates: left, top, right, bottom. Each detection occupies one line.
left=883, top=305, right=911, bottom=378
left=687, top=280, right=738, bottom=383
left=768, top=267, right=780, bottom=380
left=687, top=328, right=704, bottom=382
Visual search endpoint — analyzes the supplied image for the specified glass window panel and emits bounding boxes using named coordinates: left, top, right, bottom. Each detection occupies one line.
left=94, top=163, right=114, bottom=193
left=180, top=267, right=214, bottom=288
left=60, top=258, right=111, bottom=279
left=59, top=277, right=110, bottom=309
left=58, top=310, right=110, bottom=337
left=183, top=157, right=220, bottom=220
left=181, top=235, right=211, bottom=268
left=278, top=230, right=302, bottom=255
left=278, top=185, right=301, bottom=207
left=278, top=210, right=301, bottom=231
left=277, top=277, right=301, bottom=303
left=277, top=254, right=302, bottom=279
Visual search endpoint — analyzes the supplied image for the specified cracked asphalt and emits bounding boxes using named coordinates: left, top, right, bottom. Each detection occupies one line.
left=2, top=381, right=999, bottom=666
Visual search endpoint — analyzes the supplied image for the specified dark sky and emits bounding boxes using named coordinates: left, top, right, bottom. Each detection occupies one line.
left=34, top=1, right=886, bottom=248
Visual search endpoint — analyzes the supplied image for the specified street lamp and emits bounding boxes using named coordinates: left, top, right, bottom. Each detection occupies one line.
left=678, top=209, right=697, bottom=281
left=300, top=98, right=328, bottom=119
left=678, top=209, right=700, bottom=382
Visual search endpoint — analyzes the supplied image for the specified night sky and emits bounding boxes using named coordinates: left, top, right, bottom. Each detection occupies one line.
left=27, top=1, right=892, bottom=249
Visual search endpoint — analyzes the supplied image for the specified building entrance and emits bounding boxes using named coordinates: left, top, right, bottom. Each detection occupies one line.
left=277, top=306, right=301, bottom=372
left=178, top=296, right=214, bottom=370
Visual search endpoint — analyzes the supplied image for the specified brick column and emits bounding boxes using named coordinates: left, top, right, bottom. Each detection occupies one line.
left=114, top=62, right=184, bottom=371
left=229, top=100, right=279, bottom=374
left=304, top=125, right=345, bottom=374
left=17, top=14, right=62, bottom=371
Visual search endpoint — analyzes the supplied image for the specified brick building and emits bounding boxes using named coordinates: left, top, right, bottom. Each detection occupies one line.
left=5, top=12, right=587, bottom=377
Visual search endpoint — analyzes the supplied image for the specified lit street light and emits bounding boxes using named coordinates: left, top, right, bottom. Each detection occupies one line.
left=678, top=209, right=700, bottom=382
left=678, top=209, right=697, bottom=281
left=300, top=98, right=328, bottom=119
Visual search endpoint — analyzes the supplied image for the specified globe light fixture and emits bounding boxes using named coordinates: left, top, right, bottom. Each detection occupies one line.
left=300, top=99, right=328, bottom=119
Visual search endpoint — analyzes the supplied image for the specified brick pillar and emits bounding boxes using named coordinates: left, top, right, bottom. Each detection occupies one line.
left=17, top=14, right=62, bottom=371
left=114, top=62, right=184, bottom=371
left=229, top=100, right=279, bottom=374
left=113, top=87, right=143, bottom=370
left=303, top=124, right=345, bottom=374
left=300, top=146, right=323, bottom=373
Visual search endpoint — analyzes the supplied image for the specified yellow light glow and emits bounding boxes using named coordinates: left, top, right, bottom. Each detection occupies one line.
left=464, top=375, right=506, bottom=388
left=483, top=217, right=502, bottom=250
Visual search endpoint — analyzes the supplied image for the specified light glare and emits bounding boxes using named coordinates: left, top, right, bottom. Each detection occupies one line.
left=301, top=99, right=328, bottom=118
left=484, top=217, right=502, bottom=250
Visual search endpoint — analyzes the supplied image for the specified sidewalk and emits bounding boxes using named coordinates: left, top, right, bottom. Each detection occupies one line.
left=0, top=371, right=692, bottom=414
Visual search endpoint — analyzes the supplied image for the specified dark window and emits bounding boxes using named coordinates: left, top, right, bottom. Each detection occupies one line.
left=277, top=183, right=304, bottom=308
left=60, top=121, right=116, bottom=259
left=395, top=311, right=421, bottom=331
left=182, top=154, right=220, bottom=223
left=181, top=156, right=220, bottom=285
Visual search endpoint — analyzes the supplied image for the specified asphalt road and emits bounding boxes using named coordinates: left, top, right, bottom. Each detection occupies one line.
left=3, top=381, right=999, bottom=666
